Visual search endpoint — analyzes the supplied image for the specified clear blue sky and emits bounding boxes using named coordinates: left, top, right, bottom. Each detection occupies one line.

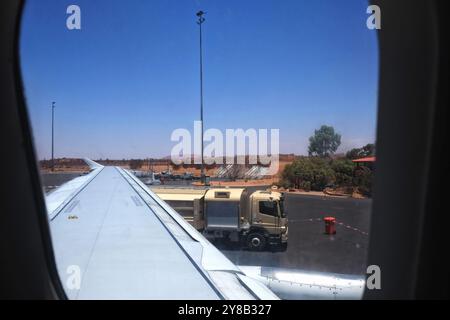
left=20, top=0, right=378, bottom=160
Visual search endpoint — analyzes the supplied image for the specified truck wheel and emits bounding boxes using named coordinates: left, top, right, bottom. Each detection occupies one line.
left=246, top=233, right=266, bottom=251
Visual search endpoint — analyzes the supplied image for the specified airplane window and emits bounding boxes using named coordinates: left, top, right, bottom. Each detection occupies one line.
left=19, top=0, right=378, bottom=300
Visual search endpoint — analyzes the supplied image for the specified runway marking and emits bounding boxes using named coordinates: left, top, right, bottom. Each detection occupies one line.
left=290, top=218, right=369, bottom=236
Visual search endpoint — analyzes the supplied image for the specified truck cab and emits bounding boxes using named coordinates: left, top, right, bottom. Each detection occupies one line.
left=245, top=190, right=288, bottom=251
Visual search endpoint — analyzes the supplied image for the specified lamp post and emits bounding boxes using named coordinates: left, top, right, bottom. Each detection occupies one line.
left=196, top=10, right=206, bottom=184
left=51, top=101, right=55, bottom=172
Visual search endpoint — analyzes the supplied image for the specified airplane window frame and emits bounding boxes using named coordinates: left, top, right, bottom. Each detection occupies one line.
left=0, top=0, right=445, bottom=300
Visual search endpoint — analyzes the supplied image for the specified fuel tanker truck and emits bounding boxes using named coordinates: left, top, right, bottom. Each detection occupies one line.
left=151, top=187, right=288, bottom=251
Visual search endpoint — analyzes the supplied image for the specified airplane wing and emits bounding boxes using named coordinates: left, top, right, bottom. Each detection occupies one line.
left=45, top=159, right=278, bottom=300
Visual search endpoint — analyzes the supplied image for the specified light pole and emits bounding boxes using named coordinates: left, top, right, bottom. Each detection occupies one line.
left=197, top=10, right=206, bottom=184
left=51, top=101, right=55, bottom=172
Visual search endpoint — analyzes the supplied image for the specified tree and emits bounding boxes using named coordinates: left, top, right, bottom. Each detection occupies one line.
left=308, top=125, right=341, bottom=157
left=346, top=143, right=376, bottom=160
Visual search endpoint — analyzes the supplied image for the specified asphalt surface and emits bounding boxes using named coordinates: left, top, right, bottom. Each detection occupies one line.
left=42, top=173, right=371, bottom=276
left=217, top=193, right=371, bottom=275
left=41, top=172, right=87, bottom=193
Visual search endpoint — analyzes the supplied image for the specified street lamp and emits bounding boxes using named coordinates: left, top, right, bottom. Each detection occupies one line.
left=51, top=101, right=55, bottom=172
left=197, top=10, right=206, bottom=184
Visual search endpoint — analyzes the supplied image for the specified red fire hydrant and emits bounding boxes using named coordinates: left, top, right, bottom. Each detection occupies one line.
left=324, top=217, right=336, bottom=235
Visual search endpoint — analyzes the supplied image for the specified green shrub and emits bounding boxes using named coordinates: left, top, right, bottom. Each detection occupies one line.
left=298, top=181, right=311, bottom=191
left=279, top=179, right=292, bottom=189
left=353, top=166, right=373, bottom=196
left=281, top=156, right=373, bottom=196
left=332, top=158, right=356, bottom=186
left=282, top=157, right=335, bottom=191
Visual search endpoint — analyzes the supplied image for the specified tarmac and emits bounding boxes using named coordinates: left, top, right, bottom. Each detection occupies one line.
left=217, top=193, right=371, bottom=276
